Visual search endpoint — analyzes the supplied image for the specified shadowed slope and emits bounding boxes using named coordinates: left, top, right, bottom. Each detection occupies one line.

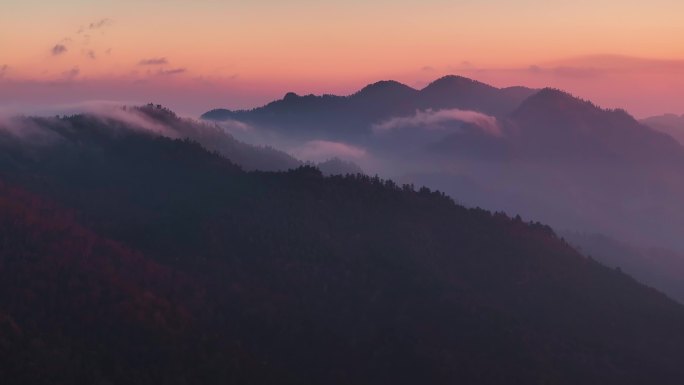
left=1, top=115, right=684, bottom=383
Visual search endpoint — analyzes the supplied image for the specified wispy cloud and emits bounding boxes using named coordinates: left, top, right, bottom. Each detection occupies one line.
left=139, top=57, right=169, bottom=66
left=78, top=18, right=113, bottom=34
left=374, top=108, right=501, bottom=136
left=51, top=44, right=68, bottom=56
left=291, top=140, right=367, bottom=162
left=61, top=67, right=80, bottom=80
left=89, top=18, right=113, bottom=30
left=158, top=68, right=187, bottom=76
left=458, top=55, right=684, bottom=80
left=0, top=65, right=7, bottom=78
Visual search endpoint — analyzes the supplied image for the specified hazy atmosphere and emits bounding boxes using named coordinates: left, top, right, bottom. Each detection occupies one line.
left=2, top=1, right=684, bottom=384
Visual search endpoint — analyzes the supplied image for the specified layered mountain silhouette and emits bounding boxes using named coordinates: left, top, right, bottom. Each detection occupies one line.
left=202, top=77, right=684, bottom=302
left=3, top=114, right=684, bottom=383
left=565, top=231, right=684, bottom=302
left=202, top=76, right=536, bottom=140
left=641, top=113, right=684, bottom=145
left=431, top=88, right=684, bottom=163
left=505, top=89, right=684, bottom=163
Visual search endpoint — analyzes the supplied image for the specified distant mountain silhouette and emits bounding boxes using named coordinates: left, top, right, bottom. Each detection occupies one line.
left=505, top=88, right=684, bottom=163
left=202, top=78, right=684, bottom=288
left=641, top=113, right=684, bottom=145
left=418, top=75, right=536, bottom=115
left=427, top=87, right=684, bottom=165
left=424, top=88, right=684, bottom=251
left=3, top=114, right=684, bottom=383
left=565, top=231, right=684, bottom=303
left=201, top=75, right=536, bottom=140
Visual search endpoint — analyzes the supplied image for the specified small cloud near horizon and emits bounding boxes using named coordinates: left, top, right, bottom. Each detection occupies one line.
left=158, top=68, right=187, bottom=76
left=139, top=57, right=169, bottom=66
left=61, top=67, right=80, bottom=80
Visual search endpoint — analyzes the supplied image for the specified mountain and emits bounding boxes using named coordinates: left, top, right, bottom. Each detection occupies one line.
left=433, top=88, right=684, bottom=162
left=3, top=112, right=684, bottom=384
left=427, top=88, right=684, bottom=164
left=201, top=76, right=536, bottom=140
left=418, top=75, right=537, bottom=115
left=641, top=113, right=684, bottom=145
left=565, top=232, right=684, bottom=303
left=505, top=89, right=684, bottom=163
left=423, top=88, right=684, bottom=250
left=200, top=78, right=684, bottom=299
left=0, top=181, right=201, bottom=383
left=130, top=104, right=302, bottom=171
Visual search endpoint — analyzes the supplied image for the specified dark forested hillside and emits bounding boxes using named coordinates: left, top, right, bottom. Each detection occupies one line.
left=2, top=116, right=684, bottom=384
left=132, top=104, right=303, bottom=171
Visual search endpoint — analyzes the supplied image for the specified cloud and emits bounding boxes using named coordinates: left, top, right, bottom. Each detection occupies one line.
left=0, top=65, right=7, bottom=78
left=551, top=66, right=605, bottom=79
left=62, top=67, right=80, bottom=80
left=89, top=18, right=113, bottom=29
left=0, top=115, right=65, bottom=145
left=216, top=119, right=251, bottom=132
left=472, top=55, right=684, bottom=81
left=525, top=64, right=604, bottom=79
left=158, top=68, right=187, bottom=76
left=0, top=103, right=180, bottom=146
left=373, top=108, right=501, bottom=136
left=92, top=105, right=181, bottom=137
left=291, top=140, right=367, bottom=162
left=84, top=49, right=96, bottom=59
left=527, top=65, right=542, bottom=74
left=139, top=57, right=169, bottom=66
left=51, top=44, right=68, bottom=56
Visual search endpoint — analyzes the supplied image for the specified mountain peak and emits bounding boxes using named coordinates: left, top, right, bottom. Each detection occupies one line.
left=534, top=87, right=578, bottom=100
left=513, top=88, right=601, bottom=118
left=283, top=91, right=300, bottom=100
left=354, top=80, right=415, bottom=97
left=423, top=75, right=489, bottom=91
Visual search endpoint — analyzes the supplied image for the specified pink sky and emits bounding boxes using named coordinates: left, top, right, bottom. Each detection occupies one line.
left=2, top=0, right=684, bottom=117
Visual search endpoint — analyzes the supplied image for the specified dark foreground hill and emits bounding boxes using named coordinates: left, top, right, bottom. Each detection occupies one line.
left=1, top=115, right=684, bottom=384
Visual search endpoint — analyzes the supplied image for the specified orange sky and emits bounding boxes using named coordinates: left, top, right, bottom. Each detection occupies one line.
left=2, top=0, right=684, bottom=117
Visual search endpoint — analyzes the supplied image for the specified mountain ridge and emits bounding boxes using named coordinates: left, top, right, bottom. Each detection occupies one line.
left=201, top=75, right=537, bottom=133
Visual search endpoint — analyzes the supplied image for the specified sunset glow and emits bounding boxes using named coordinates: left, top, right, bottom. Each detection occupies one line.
left=2, top=0, right=684, bottom=116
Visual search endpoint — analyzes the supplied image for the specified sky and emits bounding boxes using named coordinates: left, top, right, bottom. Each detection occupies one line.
left=1, top=0, right=684, bottom=117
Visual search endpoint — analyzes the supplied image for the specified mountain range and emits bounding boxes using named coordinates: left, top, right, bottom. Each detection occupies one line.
left=202, top=76, right=537, bottom=140
left=201, top=75, right=684, bottom=303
